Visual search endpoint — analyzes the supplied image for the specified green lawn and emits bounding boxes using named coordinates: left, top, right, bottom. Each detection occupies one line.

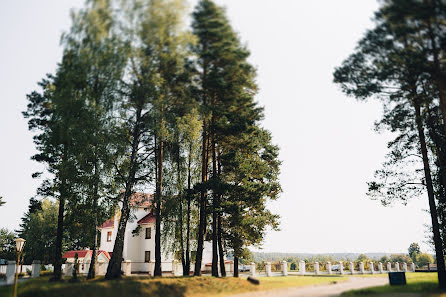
left=341, top=273, right=446, bottom=297
left=0, top=275, right=348, bottom=297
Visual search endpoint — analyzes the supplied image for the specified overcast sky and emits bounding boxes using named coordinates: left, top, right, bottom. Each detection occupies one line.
left=0, top=0, right=432, bottom=254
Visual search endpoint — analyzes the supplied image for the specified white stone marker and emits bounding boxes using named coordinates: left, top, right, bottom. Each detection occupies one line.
left=349, top=262, right=354, bottom=275
left=31, top=260, right=41, bottom=278
left=395, top=262, right=400, bottom=272
left=97, top=261, right=106, bottom=275
left=6, top=261, right=16, bottom=285
left=122, top=260, right=132, bottom=276
left=250, top=263, right=256, bottom=276
left=340, top=261, right=344, bottom=275
left=65, top=263, right=73, bottom=276
left=403, top=263, right=408, bottom=272
left=327, top=262, right=332, bottom=275
left=378, top=262, right=383, bottom=274
left=299, top=261, right=305, bottom=275
left=359, top=262, right=365, bottom=274
left=282, top=261, right=288, bottom=276
left=411, top=263, right=416, bottom=272
left=387, top=262, right=392, bottom=272
left=265, top=262, right=272, bottom=277
left=370, top=262, right=375, bottom=274
left=148, top=261, right=154, bottom=276
left=314, top=262, right=320, bottom=275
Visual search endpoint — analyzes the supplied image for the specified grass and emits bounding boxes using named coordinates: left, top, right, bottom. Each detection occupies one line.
left=0, top=274, right=348, bottom=297
left=341, top=273, right=445, bottom=297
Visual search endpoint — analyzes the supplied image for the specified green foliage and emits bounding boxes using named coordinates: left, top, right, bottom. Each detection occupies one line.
left=18, top=198, right=59, bottom=264
left=0, top=228, right=16, bottom=260
left=409, top=242, right=421, bottom=262
left=417, top=253, right=435, bottom=268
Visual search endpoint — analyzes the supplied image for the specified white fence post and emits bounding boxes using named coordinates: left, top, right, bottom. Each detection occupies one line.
left=314, top=262, right=319, bottom=275
left=403, top=263, right=407, bottom=272
left=395, top=262, right=400, bottom=272
left=370, top=262, right=375, bottom=274
left=282, top=261, right=288, bottom=276
left=349, top=262, right=354, bottom=275
left=387, top=262, right=392, bottom=272
left=31, top=260, right=41, bottom=278
left=340, top=261, right=344, bottom=275
left=250, top=263, right=256, bottom=276
left=378, top=262, right=383, bottom=274
left=359, top=262, right=365, bottom=274
left=122, top=260, right=131, bottom=276
left=265, top=262, right=272, bottom=277
left=97, top=261, right=106, bottom=275
left=327, top=262, right=332, bottom=275
left=411, top=263, right=416, bottom=272
left=6, top=261, right=16, bottom=285
left=299, top=261, right=305, bottom=275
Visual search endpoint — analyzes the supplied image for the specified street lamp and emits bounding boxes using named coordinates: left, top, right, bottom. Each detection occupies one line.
left=12, top=238, right=25, bottom=297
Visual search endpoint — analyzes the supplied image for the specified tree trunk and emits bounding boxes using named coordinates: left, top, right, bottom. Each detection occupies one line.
left=184, top=143, right=192, bottom=276
left=105, top=107, right=142, bottom=279
left=194, top=121, right=208, bottom=276
left=52, top=182, right=66, bottom=281
left=414, top=96, right=446, bottom=288
left=234, top=256, right=239, bottom=278
left=211, top=124, right=218, bottom=277
left=217, top=212, right=226, bottom=276
left=177, top=138, right=186, bottom=273
left=87, top=160, right=99, bottom=279
left=52, top=148, right=68, bottom=281
left=216, top=155, right=226, bottom=276
left=154, top=137, right=163, bottom=277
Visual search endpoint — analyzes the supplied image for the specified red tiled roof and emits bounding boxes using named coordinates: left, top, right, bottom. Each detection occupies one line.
left=62, top=250, right=111, bottom=260
left=63, top=250, right=90, bottom=259
left=137, top=213, right=156, bottom=224
left=130, top=192, right=153, bottom=208
left=99, top=218, right=114, bottom=229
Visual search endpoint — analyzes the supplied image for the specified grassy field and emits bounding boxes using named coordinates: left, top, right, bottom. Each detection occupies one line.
left=0, top=275, right=348, bottom=297
left=341, top=273, right=446, bottom=297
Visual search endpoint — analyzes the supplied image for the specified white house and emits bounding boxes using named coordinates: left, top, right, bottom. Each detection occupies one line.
left=97, top=192, right=217, bottom=275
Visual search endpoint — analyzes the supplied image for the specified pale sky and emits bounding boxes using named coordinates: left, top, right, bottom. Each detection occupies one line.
left=0, top=0, right=432, bottom=254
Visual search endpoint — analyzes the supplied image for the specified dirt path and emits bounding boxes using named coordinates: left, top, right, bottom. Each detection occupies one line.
left=230, top=277, right=389, bottom=297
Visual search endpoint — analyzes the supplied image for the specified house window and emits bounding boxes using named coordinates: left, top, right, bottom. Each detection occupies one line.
left=145, top=227, right=151, bottom=239
left=107, top=231, right=112, bottom=242
left=145, top=251, right=151, bottom=263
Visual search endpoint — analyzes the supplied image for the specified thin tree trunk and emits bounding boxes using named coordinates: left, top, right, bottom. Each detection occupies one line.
left=234, top=256, right=239, bottom=278
left=154, top=137, right=163, bottom=276
left=185, top=142, right=192, bottom=276
left=194, top=122, right=208, bottom=276
left=217, top=212, right=226, bottom=276
left=105, top=107, right=142, bottom=279
left=217, top=154, right=225, bottom=276
left=211, top=121, right=218, bottom=277
left=52, top=148, right=68, bottom=281
left=177, top=138, right=186, bottom=273
left=87, top=160, right=99, bottom=279
left=414, top=95, right=446, bottom=288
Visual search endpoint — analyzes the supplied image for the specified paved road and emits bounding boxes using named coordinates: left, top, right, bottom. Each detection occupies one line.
left=230, top=277, right=388, bottom=297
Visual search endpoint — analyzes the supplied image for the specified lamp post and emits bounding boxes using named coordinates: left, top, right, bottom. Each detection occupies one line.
left=13, top=238, right=25, bottom=297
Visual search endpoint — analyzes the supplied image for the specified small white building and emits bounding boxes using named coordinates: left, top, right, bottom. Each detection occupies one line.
left=62, top=249, right=110, bottom=274
left=97, top=193, right=216, bottom=275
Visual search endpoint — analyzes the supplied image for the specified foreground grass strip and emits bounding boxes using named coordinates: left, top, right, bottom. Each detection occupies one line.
left=341, top=273, right=442, bottom=297
left=0, top=275, right=348, bottom=297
